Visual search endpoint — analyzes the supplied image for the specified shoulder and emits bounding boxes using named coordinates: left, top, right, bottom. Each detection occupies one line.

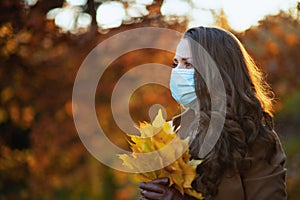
left=215, top=131, right=287, bottom=200
left=244, top=130, right=286, bottom=178
left=240, top=130, right=287, bottom=199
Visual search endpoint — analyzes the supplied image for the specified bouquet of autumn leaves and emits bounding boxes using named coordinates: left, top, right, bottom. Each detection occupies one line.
left=118, top=110, right=203, bottom=199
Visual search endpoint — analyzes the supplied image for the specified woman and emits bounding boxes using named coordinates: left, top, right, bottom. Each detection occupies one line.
left=139, top=26, right=287, bottom=200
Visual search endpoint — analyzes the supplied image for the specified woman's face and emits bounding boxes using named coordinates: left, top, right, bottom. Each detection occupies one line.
left=169, top=39, right=197, bottom=109
left=173, top=39, right=194, bottom=69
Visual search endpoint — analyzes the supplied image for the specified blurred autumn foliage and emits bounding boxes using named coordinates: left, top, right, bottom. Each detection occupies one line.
left=0, top=0, right=300, bottom=199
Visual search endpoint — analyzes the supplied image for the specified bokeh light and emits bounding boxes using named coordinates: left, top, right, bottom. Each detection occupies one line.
left=47, top=0, right=299, bottom=33
left=54, top=6, right=78, bottom=32
left=67, top=0, right=87, bottom=6
left=161, top=0, right=191, bottom=16
left=96, top=1, right=126, bottom=29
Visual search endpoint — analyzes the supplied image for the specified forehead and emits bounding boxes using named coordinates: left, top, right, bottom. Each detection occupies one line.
left=175, top=39, right=192, bottom=59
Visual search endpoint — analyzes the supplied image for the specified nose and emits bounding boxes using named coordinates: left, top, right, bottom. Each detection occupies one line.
left=175, top=62, right=184, bottom=69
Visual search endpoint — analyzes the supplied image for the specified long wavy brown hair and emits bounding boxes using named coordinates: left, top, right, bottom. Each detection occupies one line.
left=183, top=27, right=277, bottom=199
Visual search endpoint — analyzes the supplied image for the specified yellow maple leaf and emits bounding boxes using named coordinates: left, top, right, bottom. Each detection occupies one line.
left=119, top=109, right=203, bottom=199
left=139, top=122, right=154, bottom=138
left=152, top=109, right=164, bottom=128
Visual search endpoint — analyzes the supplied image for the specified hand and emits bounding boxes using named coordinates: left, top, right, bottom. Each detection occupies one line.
left=139, top=178, right=183, bottom=200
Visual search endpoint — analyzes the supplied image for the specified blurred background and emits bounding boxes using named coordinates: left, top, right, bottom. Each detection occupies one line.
left=0, top=0, right=300, bottom=199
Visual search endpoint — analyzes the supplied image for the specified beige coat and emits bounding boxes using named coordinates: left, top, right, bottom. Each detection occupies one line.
left=172, top=109, right=287, bottom=200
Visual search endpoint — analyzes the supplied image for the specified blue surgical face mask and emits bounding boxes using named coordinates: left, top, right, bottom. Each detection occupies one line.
left=169, top=68, right=197, bottom=108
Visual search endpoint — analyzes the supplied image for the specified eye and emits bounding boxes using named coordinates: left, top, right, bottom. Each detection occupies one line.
left=172, top=62, right=178, bottom=68
left=185, top=62, right=193, bottom=69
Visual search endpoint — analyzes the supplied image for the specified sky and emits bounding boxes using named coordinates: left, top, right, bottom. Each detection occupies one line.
left=186, top=0, right=299, bottom=31
left=42, top=0, right=299, bottom=33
